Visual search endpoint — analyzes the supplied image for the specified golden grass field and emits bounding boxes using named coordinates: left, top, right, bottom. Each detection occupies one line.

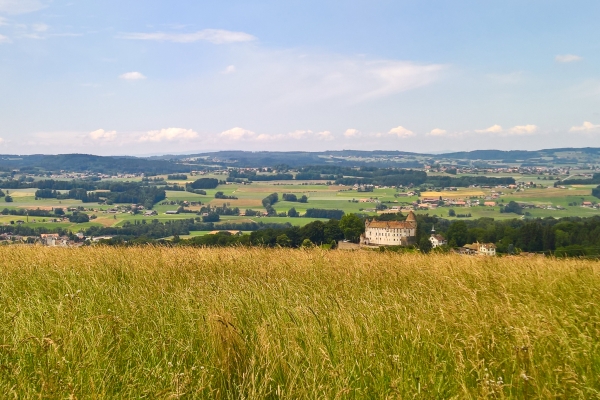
left=0, top=247, right=598, bottom=398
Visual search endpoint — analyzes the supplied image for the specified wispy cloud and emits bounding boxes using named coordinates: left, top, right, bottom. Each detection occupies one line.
left=119, top=72, right=146, bottom=80
left=475, top=124, right=538, bottom=136
left=427, top=128, right=447, bottom=136
left=316, top=131, right=334, bottom=141
left=569, top=121, right=600, bottom=133
left=388, top=126, right=415, bottom=138
left=89, top=129, right=117, bottom=141
left=219, top=127, right=336, bottom=142
left=475, top=124, right=504, bottom=134
left=221, top=65, right=236, bottom=74
left=0, top=0, right=46, bottom=14
left=0, top=34, right=10, bottom=43
left=555, top=54, right=582, bottom=63
left=508, top=125, right=538, bottom=135
left=139, top=128, right=198, bottom=142
left=344, top=129, right=361, bottom=138
left=119, top=29, right=256, bottom=44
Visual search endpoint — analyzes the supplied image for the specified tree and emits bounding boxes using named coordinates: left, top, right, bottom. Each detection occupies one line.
left=448, top=209, right=456, bottom=217
left=301, top=238, right=313, bottom=248
left=339, top=214, right=364, bottom=242
left=299, top=195, right=308, bottom=203
left=188, top=178, right=219, bottom=190
left=288, top=207, right=299, bottom=217
left=68, top=212, right=90, bottom=223
left=419, top=236, right=433, bottom=254
left=276, top=234, right=291, bottom=247
left=324, top=219, right=344, bottom=243
left=54, top=208, right=65, bottom=215
left=4, top=195, right=13, bottom=203
left=446, top=220, right=468, bottom=247
left=202, top=212, right=220, bottom=223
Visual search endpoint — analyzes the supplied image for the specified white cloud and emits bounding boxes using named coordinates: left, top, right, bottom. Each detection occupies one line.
left=287, top=130, right=311, bottom=139
left=218, top=127, right=337, bottom=142
left=556, top=54, right=583, bottom=63
left=0, top=0, right=45, bottom=14
left=475, top=124, right=504, bottom=134
left=0, top=34, right=10, bottom=43
left=219, top=127, right=257, bottom=141
left=316, top=131, right=334, bottom=141
left=474, top=124, right=538, bottom=136
left=0, top=137, right=4, bottom=145
left=119, top=72, right=146, bottom=80
left=89, top=129, right=117, bottom=141
left=508, top=125, right=538, bottom=135
left=344, top=129, right=361, bottom=138
left=119, top=29, right=256, bottom=44
left=139, top=128, right=198, bottom=142
left=427, top=128, right=447, bottom=136
left=388, top=126, right=415, bottom=138
left=221, top=65, right=236, bottom=74
left=569, top=121, right=600, bottom=133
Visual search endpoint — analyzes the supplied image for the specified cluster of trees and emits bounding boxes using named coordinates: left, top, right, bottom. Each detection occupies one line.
left=187, top=178, right=219, bottom=190
left=1, top=178, right=97, bottom=190
left=6, top=179, right=166, bottom=209
left=500, top=201, right=523, bottom=215
left=262, top=193, right=279, bottom=215
left=81, top=219, right=294, bottom=242
left=215, top=191, right=238, bottom=200
left=167, top=174, right=188, bottom=180
left=425, top=215, right=600, bottom=256
left=304, top=209, right=345, bottom=220
left=180, top=214, right=364, bottom=248
left=0, top=154, right=193, bottom=175
left=227, top=170, right=294, bottom=182
left=282, top=193, right=308, bottom=203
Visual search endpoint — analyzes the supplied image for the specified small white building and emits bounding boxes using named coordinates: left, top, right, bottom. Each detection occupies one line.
left=429, top=226, right=447, bottom=248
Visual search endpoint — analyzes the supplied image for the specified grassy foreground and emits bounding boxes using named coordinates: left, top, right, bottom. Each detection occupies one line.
left=0, top=248, right=598, bottom=399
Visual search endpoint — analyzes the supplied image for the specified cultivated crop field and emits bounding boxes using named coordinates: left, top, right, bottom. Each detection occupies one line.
left=0, top=247, right=598, bottom=398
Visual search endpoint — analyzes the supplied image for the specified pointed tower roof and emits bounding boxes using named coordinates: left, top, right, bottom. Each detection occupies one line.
left=406, top=211, right=417, bottom=222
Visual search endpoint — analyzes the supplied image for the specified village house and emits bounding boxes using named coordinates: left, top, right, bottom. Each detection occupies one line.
left=360, top=211, right=417, bottom=246
left=461, top=242, right=496, bottom=256
left=429, top=227, right=447, bottom=248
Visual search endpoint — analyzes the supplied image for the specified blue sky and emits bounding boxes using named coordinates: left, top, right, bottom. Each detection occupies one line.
left=0, top=0, right=599, bottom=155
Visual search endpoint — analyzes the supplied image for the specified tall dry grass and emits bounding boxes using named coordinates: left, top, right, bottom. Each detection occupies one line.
left=0, top=246, right=598, bottom=398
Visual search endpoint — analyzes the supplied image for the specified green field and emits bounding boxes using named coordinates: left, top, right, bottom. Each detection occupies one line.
left=0, top=247, right=597, bottom=398
left=2, top=177, right=600, bottom=233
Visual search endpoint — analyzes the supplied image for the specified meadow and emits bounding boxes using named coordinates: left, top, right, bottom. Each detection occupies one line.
left=0, top=247, right=598, bottom=398
left=2, top=174, right=600, bottom=234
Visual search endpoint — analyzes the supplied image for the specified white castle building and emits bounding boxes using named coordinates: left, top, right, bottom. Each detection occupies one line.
left=360, top=211, right=417, bottom=246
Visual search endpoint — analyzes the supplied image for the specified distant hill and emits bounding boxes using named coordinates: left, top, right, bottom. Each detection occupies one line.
left=1, top=147, right=600, bottom=173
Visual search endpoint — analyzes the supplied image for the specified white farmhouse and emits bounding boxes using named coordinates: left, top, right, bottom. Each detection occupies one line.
left=429, top=226, right=447, bottom=248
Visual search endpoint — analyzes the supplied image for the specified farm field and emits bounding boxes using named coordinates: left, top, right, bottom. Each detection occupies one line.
left=2, top=178, right=600, bottom=234
left=0, top=247, right=597, bottom=398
